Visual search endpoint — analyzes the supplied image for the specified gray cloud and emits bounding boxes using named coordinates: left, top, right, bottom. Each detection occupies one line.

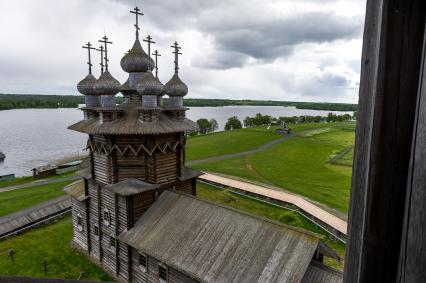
left=0, top=0, right=364, bottom=103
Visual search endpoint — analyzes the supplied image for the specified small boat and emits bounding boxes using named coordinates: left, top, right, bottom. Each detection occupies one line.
left=0, top=152, right=5, bottom=161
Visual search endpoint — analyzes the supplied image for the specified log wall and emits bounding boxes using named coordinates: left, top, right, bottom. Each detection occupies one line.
left=130, top=247, right=198, bottom=283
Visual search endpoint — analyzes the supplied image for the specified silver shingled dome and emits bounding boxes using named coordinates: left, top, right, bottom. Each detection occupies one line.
left=164, top=73, right=188, bottom=97
left=93, top=71, right=121, bottom=95
left=121, top=40, right=155, bottom=73
left=77, top=74, right=98, bottom=96
left=136, top=71, right=165, bottom=96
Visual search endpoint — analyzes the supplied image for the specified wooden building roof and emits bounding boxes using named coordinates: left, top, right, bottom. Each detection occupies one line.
left=105, top=178, right=159, bottom=196
left=68, top=105, right=197, bottom=135
left=63, top=180, right=87, bottom=201
left=302, top=261, right=343, bottom=283
left=119, top=191, right=340, bottom=283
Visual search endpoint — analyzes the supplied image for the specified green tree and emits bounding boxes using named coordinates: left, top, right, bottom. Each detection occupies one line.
left=210, top=119, right=219, bottom=132
left=196, top=118, right=212, bottom=134
left=225, top=116, right=242, bottom=131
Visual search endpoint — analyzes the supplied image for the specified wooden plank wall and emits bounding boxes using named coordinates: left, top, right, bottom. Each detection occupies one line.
left=344, top=0, right=426, bottom=281
left=72, top=200, right=88, bottom=250
left=130, top=248, right=198, bottom=283
left=398, top=23, right=426, bottom=282
left=88, top=180, right=101, bottom=262
left=100, top=187, right=117, bottom=275
left=114, top=136, right=146, bottom=182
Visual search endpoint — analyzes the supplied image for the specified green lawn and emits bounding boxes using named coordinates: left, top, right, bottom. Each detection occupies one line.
left=186, top=122, right=344, bottom=162
left=197, top=182, right=345, bottom=270
left=0, top=181, right=71, bottom=217
left=0, top=216, right=113, bottom=281
left=0, top=171, right=77, bottom=188
left=187, top=127, right=282, bottom=161
left=194, top=123, right=355, bottom=213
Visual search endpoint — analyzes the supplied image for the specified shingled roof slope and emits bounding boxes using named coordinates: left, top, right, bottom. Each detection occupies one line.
left=119, top=191, right=334, bottom=283
left=301, top=261, right=343, bottom=283
left=68, top=105, right=197, bottom=135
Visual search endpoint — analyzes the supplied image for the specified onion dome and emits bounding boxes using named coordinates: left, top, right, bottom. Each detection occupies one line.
left=165, top=73, right=188, bottom=97
left=136, top=71, right=165, bottom=96
left=77, top=74, right=97, bottom=95
left=120, top=40, right=155, bottom=73
left=155, top=76, right=166, bottom=96
left=121, top=78, right=133, bottom=95
left=93, top=71, right=121, bottom=95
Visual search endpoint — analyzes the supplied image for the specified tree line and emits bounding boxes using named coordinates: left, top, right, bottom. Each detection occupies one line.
left=192, top=112, right=355, bottom=135
left=0, top=94, right=357, bottom=112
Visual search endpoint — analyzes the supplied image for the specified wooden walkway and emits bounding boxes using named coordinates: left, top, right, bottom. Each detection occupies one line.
left=0, top=195, right=71, bottom=239
left=199, top=173, right=348, bottom=236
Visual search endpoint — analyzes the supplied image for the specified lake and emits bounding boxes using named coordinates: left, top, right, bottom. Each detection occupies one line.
left=0, top=106, right=352, bottom=176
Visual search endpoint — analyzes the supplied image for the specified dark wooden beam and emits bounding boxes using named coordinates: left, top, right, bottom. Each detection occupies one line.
left=398, top=24, right=426, bottom=282
left=344, top=0, right=426, bottom=281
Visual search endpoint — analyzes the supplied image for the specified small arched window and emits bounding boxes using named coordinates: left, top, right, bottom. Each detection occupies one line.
left=103, top=208, right=111, bottom=226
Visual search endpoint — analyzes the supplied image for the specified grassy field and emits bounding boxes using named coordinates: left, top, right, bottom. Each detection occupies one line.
left=197, top=182, right=345, bottom=270
left=187, top=122, right=339, bottom=162
left=0, top=171, right=76, bottom=188
left=193, top=123, right=355, bottom=213
left=187, top=127, right=282, bottom=161
left=0, top=216, right=113, bottom=281
left=0, top=181, right=71, bottom=217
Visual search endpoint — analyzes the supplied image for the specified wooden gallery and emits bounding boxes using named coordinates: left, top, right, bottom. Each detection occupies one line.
left=65, top=6, right=343, bottom=283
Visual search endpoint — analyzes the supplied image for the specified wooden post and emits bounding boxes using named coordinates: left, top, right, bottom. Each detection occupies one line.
left=344, top=0, right=426, bottom=281
left=398, top=23, right=426, bottom=282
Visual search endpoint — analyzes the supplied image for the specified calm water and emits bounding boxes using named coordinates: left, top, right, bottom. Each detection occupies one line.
left=0, top=106, right=351, bottom=176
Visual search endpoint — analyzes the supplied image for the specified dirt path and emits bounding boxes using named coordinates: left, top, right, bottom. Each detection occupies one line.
left=187, top=134, right=294, bottom=166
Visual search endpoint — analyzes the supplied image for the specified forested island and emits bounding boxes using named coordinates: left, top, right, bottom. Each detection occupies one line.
left=0, top=94, right=357, bottom=111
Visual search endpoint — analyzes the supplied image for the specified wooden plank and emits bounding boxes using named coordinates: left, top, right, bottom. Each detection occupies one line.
left=344, top=0, right=426, bottom=281
left=398, top=22, right=426, bottom=282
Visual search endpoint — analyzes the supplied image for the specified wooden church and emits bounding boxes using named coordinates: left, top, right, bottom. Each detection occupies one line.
left=65, top=6, right=343, bottom=283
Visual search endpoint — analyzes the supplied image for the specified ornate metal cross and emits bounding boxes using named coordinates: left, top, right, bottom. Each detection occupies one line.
left=96, top=45, right=105, bottom=74
left=143, top=35, right=156, bottom=58
left=130, top=6, right=144, bottom=39
left=99, top=36, right=113, bottom=71
left=82, top=42, right=96, bottom=74
left=170, top=41, right=182, bottom=74
left=152, top=50, right=161, bottom=78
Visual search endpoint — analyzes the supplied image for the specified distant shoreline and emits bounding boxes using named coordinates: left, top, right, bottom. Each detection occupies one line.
left=0, top=94, right=357, bottom=112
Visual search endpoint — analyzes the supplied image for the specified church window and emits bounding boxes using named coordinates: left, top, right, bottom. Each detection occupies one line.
left=77, top=214, right=84, bottom=232
left=139, top=253, right=148, bottom=272
left=94, top=224, right=99, bottom=239
left=159, top=264, right=168, bottom=283
left=103, top=209, right=111, bottom=226
left=110, top=236, right=116, bottom=249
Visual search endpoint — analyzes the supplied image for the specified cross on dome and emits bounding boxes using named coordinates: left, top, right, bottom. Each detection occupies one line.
left=82, top=42, right=96, bottom=74
left=130, top=6, right=144, bottom=40
left=96, top=45, right=105, bottom=74
left=152, top=50, right=161, bottom=78
left=170, top=41, right=182, bottom=74
left=143, top=35, right=156, bottom=59
left=99, top=36, right=113, bottom=71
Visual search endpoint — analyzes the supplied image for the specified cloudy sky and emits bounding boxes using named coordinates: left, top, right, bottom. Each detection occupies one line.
left=0, top=0, right=365, bottom=103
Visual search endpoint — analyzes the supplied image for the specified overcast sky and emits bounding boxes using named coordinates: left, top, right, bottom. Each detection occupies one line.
left=0, top=0, right=366, bottom=103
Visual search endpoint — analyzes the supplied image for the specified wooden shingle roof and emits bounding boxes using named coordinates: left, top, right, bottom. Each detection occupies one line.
left=68, top=105, right=197, bottom=135
left=301, top=261, right=343, bottom=283
left=119, top=191, right=338, bottom=283
left=105, top=178, right=159, bottom=196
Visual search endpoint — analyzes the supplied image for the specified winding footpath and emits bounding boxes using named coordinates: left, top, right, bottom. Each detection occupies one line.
left=187, top=134, right=294, bottom=166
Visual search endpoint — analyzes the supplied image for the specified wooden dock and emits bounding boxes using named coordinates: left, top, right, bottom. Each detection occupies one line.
left=198, top=173, right=348, bottom=236
left=0, top=195, right=71, bottom=239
